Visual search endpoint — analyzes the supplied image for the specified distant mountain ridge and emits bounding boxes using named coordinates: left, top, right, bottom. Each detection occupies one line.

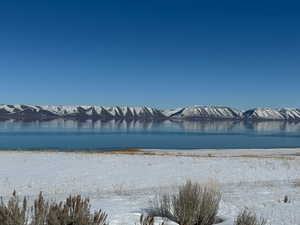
left=0, top=104, right=300, bottom=121
left=243, top=108, right=300, bottom=121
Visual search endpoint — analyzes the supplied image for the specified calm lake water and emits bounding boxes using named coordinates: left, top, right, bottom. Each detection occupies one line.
left=0, top=119, right=300, bottom=150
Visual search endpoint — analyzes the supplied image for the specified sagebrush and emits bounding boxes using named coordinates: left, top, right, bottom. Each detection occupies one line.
left=151, top=180, right=221, bottom=225
left=0, top=191, right=27, bottom=225
left=1, top=188, right=271, bottom=225
left=0, top=191, right=108, bottom=225
left=234, top=209, right=267, bottom=225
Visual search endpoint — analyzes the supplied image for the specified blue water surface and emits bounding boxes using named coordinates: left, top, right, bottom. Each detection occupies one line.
left=0, top=119, right=300, bottom=151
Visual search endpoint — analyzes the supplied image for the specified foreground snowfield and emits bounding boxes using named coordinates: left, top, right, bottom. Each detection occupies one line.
left=1, top=149, right=300, bottom=225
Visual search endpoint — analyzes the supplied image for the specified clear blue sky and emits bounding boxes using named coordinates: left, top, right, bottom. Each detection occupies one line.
left=1, top=0, right=299, bottom=109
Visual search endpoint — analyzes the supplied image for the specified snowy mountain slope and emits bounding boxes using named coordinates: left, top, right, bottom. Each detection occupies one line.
left=243, top=108, right=285, bottom=120
left=164, top=106, right=243, bottom=120
left=0, top=105, right=166, bottom=120
left=160, top=107, right=185, bottom=117
left=243, top=108, right=300, bottom=121
left=279, top=108, right=300, bottom=120
left=0, top=104, right=300, bottom=121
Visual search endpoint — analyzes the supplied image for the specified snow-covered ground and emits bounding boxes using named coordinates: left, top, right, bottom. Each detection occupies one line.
left=1, top=149, right=300, bottom=225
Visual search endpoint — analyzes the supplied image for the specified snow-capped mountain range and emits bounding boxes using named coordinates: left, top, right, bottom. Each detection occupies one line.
left=0, top=104, right=300, bottom=121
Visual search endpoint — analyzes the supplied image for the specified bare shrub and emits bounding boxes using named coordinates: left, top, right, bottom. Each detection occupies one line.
left=0, top=191, right=28, bottom=225
left=293, top=179, right=300, bottom=188
left=234, top=209, right=267, bottom=225
left=152, top=180, right=221, bottom=225
left=139, top=215, right=155, bottom=225
left=45, top=194, right=108, bottom=225
left=0, top=192, right=108, bottom=225
left=30, top=192, right=49, bottom=225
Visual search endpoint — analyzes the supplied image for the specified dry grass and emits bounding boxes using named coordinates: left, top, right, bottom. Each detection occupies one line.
left=0, top=192, right=108, bottom=225
left=139, top=215, right=155, bottom=225
left=0, top=191, right=27, bottom=225
left=234, top=209, right=267, bottom=225
left=151, top=180, right=221, bottom=225
left=232, top=155, right=295, bottom=160
left=2, top=149, right=300, bottom=161
left=287, top=152, right=300, bottom=157
left=293, top=179, right=300, bottom=188
left=89, top=151, right=298, bottom=161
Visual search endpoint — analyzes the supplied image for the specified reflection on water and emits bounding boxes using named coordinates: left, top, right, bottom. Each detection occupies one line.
left=0, top=119, right=300, bottom=150
left=1, top=119, right=300, bottom=133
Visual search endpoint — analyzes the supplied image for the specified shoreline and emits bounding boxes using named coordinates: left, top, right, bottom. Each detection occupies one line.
left=1, top=147, right=300, bottom=158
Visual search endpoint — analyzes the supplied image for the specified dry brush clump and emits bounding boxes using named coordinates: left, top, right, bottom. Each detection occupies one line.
left=0, top=191, right=28, bottom=225
left=0, top=191, right=108, bottom=225
left=151, top=180, right=221, bottom=225
left=293, top=179, right=300, bottom=188
left=1, top=187, right=271, bottom=225
left=234, top=209, right=267, bottom=225
left=139, top=215, right=155, bottom=225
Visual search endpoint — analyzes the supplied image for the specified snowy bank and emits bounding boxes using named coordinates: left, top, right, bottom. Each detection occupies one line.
left=0, top=148, right=300, bottom=225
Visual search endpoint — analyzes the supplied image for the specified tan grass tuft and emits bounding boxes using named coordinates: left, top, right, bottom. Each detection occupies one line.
left=234, top=209, right=267, bottom=225
left=151, top=180, right=221, bottom=225
left=0, top=192, right=108, bottom=225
